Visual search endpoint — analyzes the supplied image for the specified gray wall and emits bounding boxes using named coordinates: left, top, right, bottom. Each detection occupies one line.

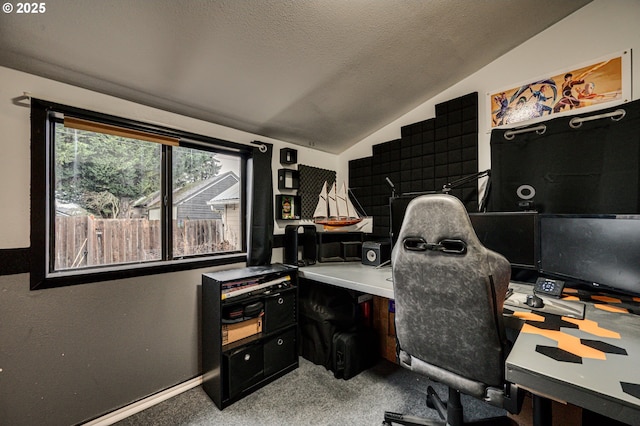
left=0, top=266, right=239, bottom=425
left=0, top=63, right=332, bottom=425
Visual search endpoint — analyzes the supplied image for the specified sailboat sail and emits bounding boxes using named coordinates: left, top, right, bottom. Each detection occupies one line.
left=327, top=183, right=338, bottom=217
left=313, top=180, right=362, bottom=226
left=336, top=183, right=349, bottom=217
left=313, top=182, right=328, bottom=218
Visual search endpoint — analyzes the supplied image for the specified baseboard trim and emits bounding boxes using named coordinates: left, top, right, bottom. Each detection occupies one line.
left=83, top=375, right=204, bottom=426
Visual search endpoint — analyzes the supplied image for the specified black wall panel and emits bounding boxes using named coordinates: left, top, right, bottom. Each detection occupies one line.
left=488, top=99, right=640, bottom=214
left=349, top=92, right=479, bottom=239
left=298, top=165, right=336, bottom=219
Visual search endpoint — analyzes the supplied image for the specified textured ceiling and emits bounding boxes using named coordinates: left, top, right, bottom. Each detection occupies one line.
left=0, top=0, right=591, bottom=153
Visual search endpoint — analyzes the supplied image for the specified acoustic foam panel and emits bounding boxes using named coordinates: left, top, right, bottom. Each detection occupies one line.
left=298, top=165, right=336, bottom=219
left=349, top=92, right=479, bottom=238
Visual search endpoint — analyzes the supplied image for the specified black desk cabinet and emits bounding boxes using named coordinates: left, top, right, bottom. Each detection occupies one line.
left=202, top=264, right=299, bottom=409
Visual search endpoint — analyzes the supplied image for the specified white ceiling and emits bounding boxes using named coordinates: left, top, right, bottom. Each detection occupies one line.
left=0, top=0, right=591, bottom=154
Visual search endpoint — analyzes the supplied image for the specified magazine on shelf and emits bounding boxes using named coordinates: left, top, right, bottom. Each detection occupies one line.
left=221, top=275, right=291, bottom=300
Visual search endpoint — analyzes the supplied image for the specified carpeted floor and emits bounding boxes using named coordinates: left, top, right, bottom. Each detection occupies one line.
left=115, top=357, right=506, bottom=426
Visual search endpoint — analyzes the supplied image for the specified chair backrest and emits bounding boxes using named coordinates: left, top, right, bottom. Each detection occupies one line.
left=392, top=194, right=510, bottom=388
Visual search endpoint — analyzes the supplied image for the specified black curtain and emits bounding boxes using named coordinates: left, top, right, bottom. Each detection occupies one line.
left=247, top=142, right=274, bottom=266
left=488, top=99, right=640, bottom=214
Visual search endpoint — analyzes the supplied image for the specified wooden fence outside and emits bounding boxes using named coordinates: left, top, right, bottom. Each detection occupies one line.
left=54, top=216, right=234, bottom=270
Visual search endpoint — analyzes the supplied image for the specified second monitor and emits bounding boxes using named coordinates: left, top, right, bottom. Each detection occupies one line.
left=468, top=212, right=538, bottom=270
left=390, top=195, right=538, bottom=270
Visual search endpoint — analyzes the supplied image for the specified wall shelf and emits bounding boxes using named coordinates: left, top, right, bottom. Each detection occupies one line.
left=278, top=169, right=300, bottom=190
left=280, top=148, right=298, bottom=165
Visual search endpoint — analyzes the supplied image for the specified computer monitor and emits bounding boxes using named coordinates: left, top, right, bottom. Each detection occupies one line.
left=389, top=195, right=418, bottom=247
left=391, top=197, right=538, bottom=269
left=539, top=215, right=640, bottom=297
left=468, top=212, right=538, bottom=270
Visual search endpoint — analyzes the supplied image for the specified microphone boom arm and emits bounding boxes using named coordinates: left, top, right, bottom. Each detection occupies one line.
left=442, top=169, right=491, bottom=193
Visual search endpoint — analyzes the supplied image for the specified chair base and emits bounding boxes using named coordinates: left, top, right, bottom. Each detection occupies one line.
left=383, top=386, right=516, bottom=426
left=382, top=412, right=514, bottom=426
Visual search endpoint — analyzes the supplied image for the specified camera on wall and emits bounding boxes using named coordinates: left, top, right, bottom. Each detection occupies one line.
left=516, top=184, right=536, bottom=211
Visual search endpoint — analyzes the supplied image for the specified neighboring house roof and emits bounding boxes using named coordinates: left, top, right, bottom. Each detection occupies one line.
left=139, top=171, right=239, bottom=209
left=132, top=191, right=158, bottom=209
left=55, top=201, right=88, bottom=216
left=207, top=181, right=239, bottom=205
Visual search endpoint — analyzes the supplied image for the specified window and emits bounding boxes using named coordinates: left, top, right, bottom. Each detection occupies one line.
left=31, top=99, right=250, bottom=289
left=171, top=147, right=242, bottom=257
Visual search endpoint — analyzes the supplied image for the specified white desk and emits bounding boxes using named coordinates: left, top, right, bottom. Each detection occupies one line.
left=298, top=262, right=394, bottom=299
left=505, top=285, right=640, bottom=425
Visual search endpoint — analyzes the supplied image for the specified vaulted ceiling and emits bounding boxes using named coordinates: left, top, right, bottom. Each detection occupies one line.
left=0, top=0, right=592, bottom=153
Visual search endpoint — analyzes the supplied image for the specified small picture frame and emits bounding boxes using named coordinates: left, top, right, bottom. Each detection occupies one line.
left=276, top=195, right=301, bottom=220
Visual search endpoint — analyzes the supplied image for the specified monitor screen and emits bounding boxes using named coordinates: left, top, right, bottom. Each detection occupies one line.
left=539, top=215, right=640, bottom=296
left=391, top=197, right=538, bottom=269
left=469, top=212, right=538, bottom=269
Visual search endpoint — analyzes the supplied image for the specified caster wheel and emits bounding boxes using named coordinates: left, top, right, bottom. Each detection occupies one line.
left=426, top=394, right=436, bottom=409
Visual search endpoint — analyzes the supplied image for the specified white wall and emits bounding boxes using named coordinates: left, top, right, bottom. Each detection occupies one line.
left=0, top=66, right=338, bottom=249
left=338, top=0, right=640, bottom=183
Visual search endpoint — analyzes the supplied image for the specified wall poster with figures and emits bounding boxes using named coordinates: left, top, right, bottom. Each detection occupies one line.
left=488, top=50, right=630, bottom=129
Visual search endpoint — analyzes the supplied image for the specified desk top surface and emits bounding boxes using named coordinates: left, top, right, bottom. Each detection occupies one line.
left=506, top=284, right=640, bottom=425
left=298, top=262, right=393, bottom=299
left=299, top=263, right=640, bottom=424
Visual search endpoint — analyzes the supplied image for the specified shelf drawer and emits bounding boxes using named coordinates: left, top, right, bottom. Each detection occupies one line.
left=263, top=289, right=296, bottom=333
left=226, top=343, right=264, bottom=398
left=264, top=328, right=297, bottom=377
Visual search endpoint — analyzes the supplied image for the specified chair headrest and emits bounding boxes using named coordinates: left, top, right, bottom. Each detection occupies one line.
left=398, top=194, right=480, bottom=250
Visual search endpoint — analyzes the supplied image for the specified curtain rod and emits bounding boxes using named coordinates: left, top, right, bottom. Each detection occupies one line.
left=503, top=107, right=627, bottom=140
left=503, top=124, right=546, bottom=140
left=250, top=141, right=268, bottom=153
left=569, top=108, right=626, bottom=128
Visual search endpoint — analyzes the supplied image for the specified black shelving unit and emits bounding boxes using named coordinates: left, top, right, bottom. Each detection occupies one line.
left=202, top=264, right=299, bottom=409
left=317, top=232, right=365, bottom=262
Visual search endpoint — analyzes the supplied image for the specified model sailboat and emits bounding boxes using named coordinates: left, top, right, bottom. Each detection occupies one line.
left=313, top=181, right=363, bottom=227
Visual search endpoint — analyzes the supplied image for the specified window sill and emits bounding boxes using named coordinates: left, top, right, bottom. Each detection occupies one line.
left=32, top=253, right=247, bottom=290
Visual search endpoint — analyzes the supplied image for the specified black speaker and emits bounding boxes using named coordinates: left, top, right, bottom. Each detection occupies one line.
left=361, top=241, right=391, bottom=266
